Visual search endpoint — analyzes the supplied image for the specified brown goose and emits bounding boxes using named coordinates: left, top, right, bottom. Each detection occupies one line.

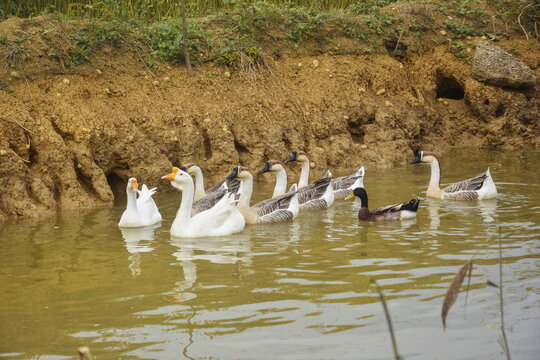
left=258, top=160, right=334, bottom=211
left=345, top=187, right=420, bottom=221
left=181, top=163, right=240, bottom=200
left=410, top=151, right=497, bottom=200
left=284, top=150, right=365, bottom=200
left=226, top=166, right=299, bottom=224
left=181, top=163, right=241, bottom=215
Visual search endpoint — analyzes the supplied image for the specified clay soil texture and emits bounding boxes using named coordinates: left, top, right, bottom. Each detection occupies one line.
left=0, top=4, right=539, bottom=221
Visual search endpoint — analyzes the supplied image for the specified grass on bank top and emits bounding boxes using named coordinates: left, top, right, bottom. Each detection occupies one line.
left=2, top=0, right=402, bottom=20
left=0, top=0, right=538, bottom=74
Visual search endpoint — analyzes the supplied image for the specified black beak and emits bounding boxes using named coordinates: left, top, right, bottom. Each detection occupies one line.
left=226, top=167, right=239, bottom=180
left=410, top=155, right=422, bottom=164
left=258, top=162, right=271, bottom=175
left=284, top=151, right=297, bottom=163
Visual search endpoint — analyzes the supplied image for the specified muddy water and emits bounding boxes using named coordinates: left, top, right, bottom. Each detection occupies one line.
left=0, top=149, right=538, bottom=360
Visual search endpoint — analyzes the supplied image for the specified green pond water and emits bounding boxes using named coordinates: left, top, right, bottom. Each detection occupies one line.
left=0, top=149, right=538, bottom=359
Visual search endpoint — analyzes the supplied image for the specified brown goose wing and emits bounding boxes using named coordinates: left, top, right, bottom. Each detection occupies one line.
left=331, top=175, right=358, bottom=191
left=191, top=190, right=227, bottom=215
left=298, top=176, right=331, bottom=204
left=259, top=209, right=295, bottom=223
left=443, top=171, right=488, bottom=194
left=252, top=191, right=296, bottom=217
left=207, top=178, right=241, bottom=194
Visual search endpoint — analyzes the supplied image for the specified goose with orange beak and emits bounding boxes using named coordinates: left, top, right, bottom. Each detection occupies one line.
left=118, top=178, right=162, bottom=227
left=162, top=167, right=245, bottom=237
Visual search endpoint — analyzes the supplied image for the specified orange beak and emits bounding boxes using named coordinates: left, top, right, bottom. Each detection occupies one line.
left=162, top=167, right=179, bottom=181
left=130, top=179, right=137, bottom=191
left=162, top=173, right=175, bottom=181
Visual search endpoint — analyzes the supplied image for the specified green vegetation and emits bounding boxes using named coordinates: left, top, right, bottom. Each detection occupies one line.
left=448, top=40, right=471, bottom=63
left=0, top=1, right=537, bottom=70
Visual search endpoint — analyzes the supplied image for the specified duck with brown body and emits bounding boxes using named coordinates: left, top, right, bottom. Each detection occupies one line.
left=258, top=160, right=334, bottom=211
left=410, top=151, right=497, bottom=200
left=345, top=187, right=420, bottom=221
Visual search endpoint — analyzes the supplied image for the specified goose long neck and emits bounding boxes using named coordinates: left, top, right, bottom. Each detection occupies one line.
left=173, top=181, right=194, bottom=228
left=272, top=167, right=288, bottom=197
left=298, top=160, right=310, bottom=188
left=238, top=173, right=253, bottom=209
left=427, top=158, right=442, bottom=193
left=192, top=167, right=206, bottom=201
left=126, top=189, right=138, bottom=213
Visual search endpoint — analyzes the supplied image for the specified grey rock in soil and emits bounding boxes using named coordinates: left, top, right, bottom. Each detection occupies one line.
left=472, top=40, right=536, bottom=88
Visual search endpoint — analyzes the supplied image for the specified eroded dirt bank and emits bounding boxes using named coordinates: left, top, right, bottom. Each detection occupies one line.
left=1, top=21, right=539, bottom=221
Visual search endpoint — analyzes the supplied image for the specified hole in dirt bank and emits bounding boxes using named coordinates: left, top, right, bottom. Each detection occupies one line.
left=234, top=139, right=249, bottom=155
left=435, top=75, right=464, bottom=100
left=106, top=172, right=126, bottom=205
left=202, top=131, right=213, bottom=159
left=495, top=104, right=505, bottom=117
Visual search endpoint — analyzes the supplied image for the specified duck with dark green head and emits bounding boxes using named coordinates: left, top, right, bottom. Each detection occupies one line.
left=345, top=187, right=420, bottom=221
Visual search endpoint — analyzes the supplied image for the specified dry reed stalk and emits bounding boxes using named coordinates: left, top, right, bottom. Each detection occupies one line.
left=442, top=259, right=473, bottom=330
left=498, top=228, right=511, bottom=360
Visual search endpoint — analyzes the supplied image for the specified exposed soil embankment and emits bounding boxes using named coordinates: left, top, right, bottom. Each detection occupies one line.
left=1, top=16, right=539, bottom=221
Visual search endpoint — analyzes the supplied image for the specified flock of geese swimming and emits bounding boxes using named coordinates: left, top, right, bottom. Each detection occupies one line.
left=118, top=150, right=498, bottom=237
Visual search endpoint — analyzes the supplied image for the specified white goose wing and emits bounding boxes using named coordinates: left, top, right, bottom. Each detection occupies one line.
left=190, top=194, right=244, bottom=235
left=136, top=185, right=162, bottom=224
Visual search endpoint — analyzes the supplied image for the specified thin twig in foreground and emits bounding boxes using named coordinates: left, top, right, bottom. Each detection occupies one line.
left=371, top=279, right=401, bottom=360
left=498, top=228, right=511, bottom=360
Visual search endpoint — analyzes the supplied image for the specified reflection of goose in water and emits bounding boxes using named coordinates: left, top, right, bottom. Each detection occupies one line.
left=167, top=232, right=252, bottom=303
left=426, top=199, right=441, bottom=231
left=478, top=199, right=497, bottom=223
left=119, top=224, right=159, bottom=276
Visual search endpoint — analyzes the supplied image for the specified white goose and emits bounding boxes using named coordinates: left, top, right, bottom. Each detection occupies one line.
left=226, top=166, right=299, bottom=224
left=410, top=151, right=497, bottom=200
left=284, top=150, right=365, bottom=200
left=118, top=178, right=162, bottom=227
left=258, top=160, right=334, bottom=211
left=162, top=167, right=245, bottom=237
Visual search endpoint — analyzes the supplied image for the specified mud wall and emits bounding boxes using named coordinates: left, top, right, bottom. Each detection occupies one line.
left=1, top=38, right=538, bottom=221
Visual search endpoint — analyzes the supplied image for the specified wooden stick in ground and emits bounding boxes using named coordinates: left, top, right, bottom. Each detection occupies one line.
left=371, top=279, right=401, bottom=360
left=498, top=228, right=511, bottom=360
left=180, top=0, right=193, bottom=76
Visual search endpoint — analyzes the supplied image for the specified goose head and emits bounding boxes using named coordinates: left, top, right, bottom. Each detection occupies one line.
left=126, top=178, right=138, bottom=193
left=284, top=150, right=308, bottom=164
left=226, top=166, right=251, bottom=180
left=181, top=163, right=200, bottom=176
left=162, top=167, right=192, bottom=190
left=410, top=151, right=438, bottom=165
left=258, top=160, right=285, bottom=175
